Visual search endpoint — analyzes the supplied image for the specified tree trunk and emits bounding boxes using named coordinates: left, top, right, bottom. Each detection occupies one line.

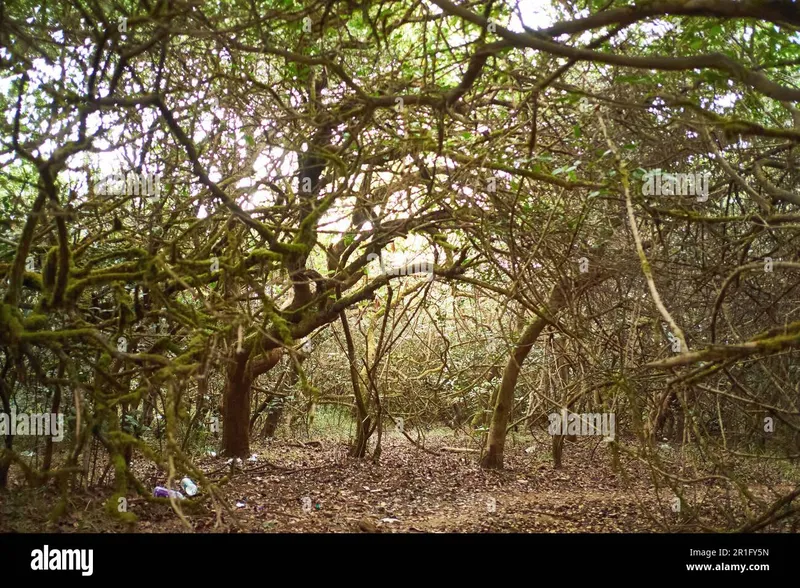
left=481, top=317, right=550, bottom=468
left=141, top=384, right=157, bottom=428
left=262, top=402, right=282, bottom=438
left=223, top=347, right=283, bottom=456
left=222, top=349, right=252, bottom=457
left=262, top=355, right=301, bottom=438
left=481, top=286, right=566, bottom=469
left=550, top=334, right=572, bottom=468
left=553, top=434, right=565, bottom=468
left=339, top=310, right=373, bottom=458
left=42, top=378, right=62, bottom=472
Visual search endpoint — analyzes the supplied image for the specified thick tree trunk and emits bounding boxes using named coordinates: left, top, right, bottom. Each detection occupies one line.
left=481, top=286, right=567, bottom=469
left=223, top=347, right=283, bottom=456
left=222, top=350, right=252, bottom=457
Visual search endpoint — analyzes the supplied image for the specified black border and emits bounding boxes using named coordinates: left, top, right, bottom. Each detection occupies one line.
left=1, top=533, right=795, bottom=581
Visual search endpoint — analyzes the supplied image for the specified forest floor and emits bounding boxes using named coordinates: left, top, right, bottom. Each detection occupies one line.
left=1, top=429, right=795, bottom=533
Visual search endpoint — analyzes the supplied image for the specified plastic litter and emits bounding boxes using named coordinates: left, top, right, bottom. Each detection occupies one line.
left=153, top=486, right=185, bottom=500
left=180, top=477, right=198, bottom=497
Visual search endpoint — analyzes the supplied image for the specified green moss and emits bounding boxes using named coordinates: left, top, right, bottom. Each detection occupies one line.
left=108, top=391, right=144, bottom=408
left=22, top=271, right=43, bottom=291
left=22, top=313, right=48, bottom=331
left=265, top=306, right=293, bottom=344
left=97, top=352, right=112, bottom=371
left=247, top=248, right=282, bottom=263
left=113, top=285, right=135, bottom=316
left=66, top=271, right=146, bottom=302
left=0, top=303, right=24, bottom=342
left=186, top=334, right=206, bottom=350
left=18, top=327, right=96, bottom=342
left=154, top=361, right=200, bottom=382
left=278, top=242, right=309, bottom=255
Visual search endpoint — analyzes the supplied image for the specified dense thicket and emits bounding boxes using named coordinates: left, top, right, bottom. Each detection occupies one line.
left=1, top=0, right=799, bottom=531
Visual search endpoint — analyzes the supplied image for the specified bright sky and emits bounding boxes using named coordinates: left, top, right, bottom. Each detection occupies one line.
left=512, top=0, right=558, bottom=31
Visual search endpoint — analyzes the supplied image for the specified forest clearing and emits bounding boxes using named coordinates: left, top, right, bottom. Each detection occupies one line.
left=5, top=426, right=796, bottom=534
